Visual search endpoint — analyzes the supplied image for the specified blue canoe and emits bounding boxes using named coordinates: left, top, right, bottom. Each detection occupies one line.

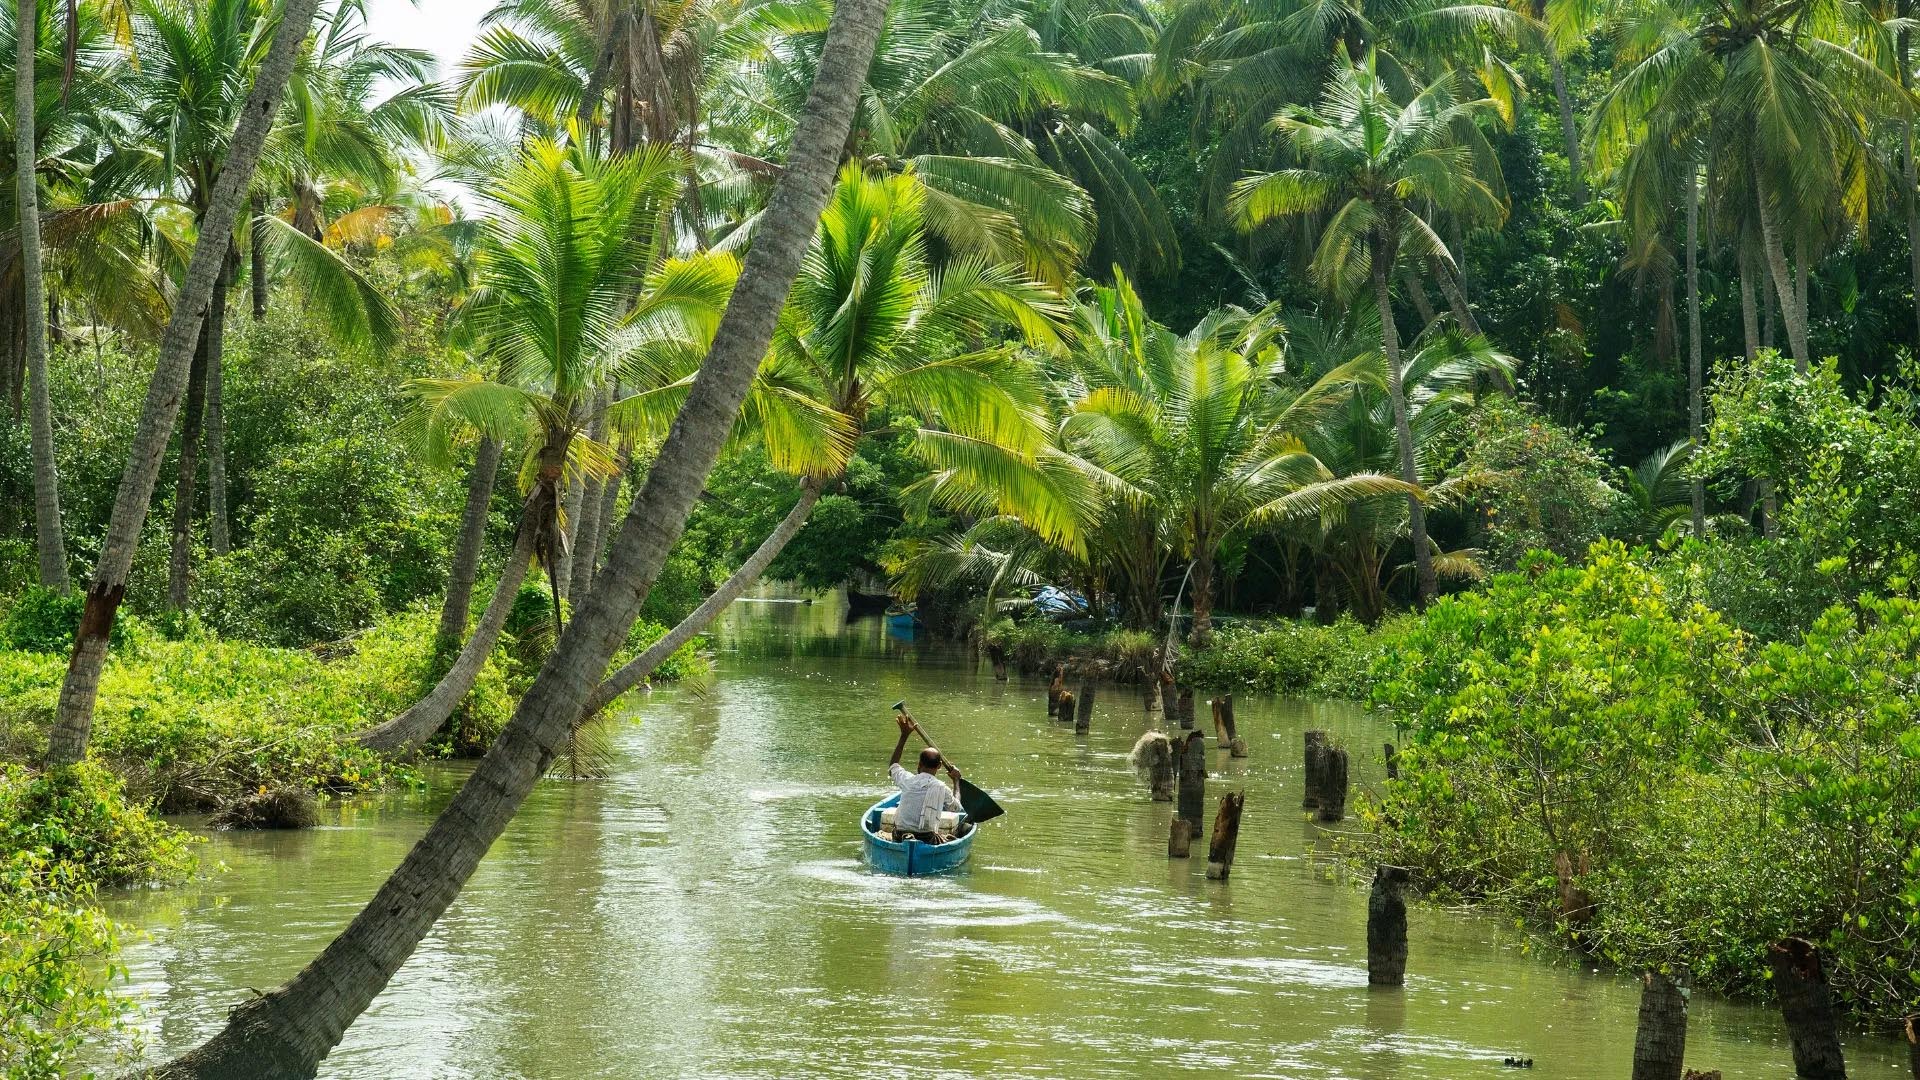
left=861, top=793, right=976, bottom=876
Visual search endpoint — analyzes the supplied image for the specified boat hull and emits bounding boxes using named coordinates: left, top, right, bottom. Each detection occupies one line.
left=861, top=794, right=975, bottom=876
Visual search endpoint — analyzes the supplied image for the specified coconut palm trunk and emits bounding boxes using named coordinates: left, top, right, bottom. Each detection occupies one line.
left=1398, top=267, right=1438, bottom=327
left=166, top=327, right=210, bottom=610
left=1685, top=163, right=1704, bottom=537
left=1429, top=255, right=1481, bottom=335
left=1545, top=41, right=1585, bottom=207
left=1738, top=245, right=1761, bottom=361
left=149, top=0, right=887, bottom=1067
left=566, top=402, right=608, bottom=602
left=582, top=478, right=822, bottom=718
left=1187, top=539, right=1215, bottom=647
left=1373, top=237, right=1435, bottom=606
left=356, top=511, right=536, bottom=755
left=1751, top=158, right=1811, bottom=369
left=206, top=261, right=232, bottom=554
left=16, top=0, right=69, bottom=591
left=41, top=0, right=325, bottom=769
left=431, top=436, right=504, bottom=665
left=250, top=194, right=269, bottom=320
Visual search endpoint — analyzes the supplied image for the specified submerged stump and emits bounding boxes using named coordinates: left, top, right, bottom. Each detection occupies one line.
left=1047, top=665, right=1065, bottom=717
left=1205, top=791, right=1245, bottom=880
left=1075, top=683, right=1095, bottom=734
left=1055, top=690, right=1075, bottom=725
left=1131, top=731, right=1175, bottom=802
left=1177, top=730, right=1206, bottom=832
left=1367, top=864, right=1411, bottom=986
left=1302, top=730, right=1328, bottom=809
left=1906, top=1016, right=1918, bottom=1079
left=1316, top=746, right=1349, bottom=823
left=1632, top=970, right=1690, bottom=1080
left=1167, top=816, right=1192, bottom=858
left=1176, top=687, right=1195, bottom=729
left=1767, top=937, right=1847, bottom=1080
left=210, top=786, right=318, bottom=830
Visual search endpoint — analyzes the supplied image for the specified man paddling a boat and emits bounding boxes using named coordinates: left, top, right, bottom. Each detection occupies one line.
left=887, top=713, right=963, bottom=843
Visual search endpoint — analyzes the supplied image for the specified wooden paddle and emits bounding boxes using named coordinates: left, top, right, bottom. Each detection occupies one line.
left=892, top=700, right=1005, bottom=823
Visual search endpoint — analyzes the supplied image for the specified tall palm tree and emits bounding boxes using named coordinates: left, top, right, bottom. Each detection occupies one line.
left=12, top=0, right=68, bottom=589
left=354, top=138, right=693, bottom=755
left=712, top=0, right=1177, bottom=281
left=1591, top=0, right=1908, bottom=370
left=582, top=163, right=1063, bottom=715
left=1231, top=54, right=1503, bottom=605
left=1052, top=270, right=1402, bottom=643
left=43, top=0, right=326, bottom=768
left=152, top=0, right=893, bottom=1066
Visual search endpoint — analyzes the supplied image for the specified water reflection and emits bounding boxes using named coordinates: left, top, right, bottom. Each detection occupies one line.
left=102, top=590, right=1915, bottom=1078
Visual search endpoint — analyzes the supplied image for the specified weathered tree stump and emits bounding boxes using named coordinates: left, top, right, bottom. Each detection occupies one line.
left=1055, top=690, right=1075, bottom=724
left=1211, top=697, right=1227, bottom=744
left=1075, top=683, right=1095, bottom=734
left=1367, top=864, right=1411, bottom=986
left=1681, top=1071, right=1722, bottom=1080
left=1905, top=1015, right=1918, bottom=1079
left=1177, top=730, right=1207, bottom=831
left=1303, top=730, right=1328, bottom=808
left=1205, top=791, right=1245, bottom=880
left=1132, top=731, right=1175, bottom=801
left=1767, top=937, right=1847, bottom=1080
left=1213, top=694, right=1246, bottom=757
left=1383, top=742, right=1399, bottom=780
left=1632, top=970, right=1690, bottom=1080
left=1167, top=816, right=1192, bottom=858
left=986, top=643, right=1008, bottom=681
left=1159, top=672, right=1178, bottom=724
left=1047, top=665, right=1066, bottom=716
left=1316, top=746, right=1349, bottom=823
left=1176, top=686, right=1196, bottom=729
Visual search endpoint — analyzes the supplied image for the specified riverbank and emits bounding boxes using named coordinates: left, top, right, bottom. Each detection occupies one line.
left=100, top=599, right=1920, bottom=1076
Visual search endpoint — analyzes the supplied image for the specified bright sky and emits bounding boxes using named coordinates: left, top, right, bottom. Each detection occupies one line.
left=363, top=0, right=485, bottom=78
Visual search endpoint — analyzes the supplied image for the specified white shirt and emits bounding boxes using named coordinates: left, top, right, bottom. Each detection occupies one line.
left=890, top=763, right=961, bottom=833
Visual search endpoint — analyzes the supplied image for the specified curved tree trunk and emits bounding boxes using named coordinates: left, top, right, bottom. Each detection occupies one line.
left=1429, top=255, right=1481, bottom=336
left=582, top=479, right=822, bottom=719
left=431, top=436, right=503, bottom=666
left=1752, top=160, right=1811, bottom=370
left=355, top=515, right=537, bottom=756
left=150, top=0, right=886, bottom=1060
left=42, top=0, right=324, bottom=768
left=165, top=326, right=210, bottom=610
left=1686, top=164, right=1705, bottom=537
left=1374, top=241, right=1435, bottom=606
left=1398, top=266, right=1437, bottom=328
left=566, top=398, right=609, bottom=602
left=17, top=0, right=68, bottom=591
left=206, top=263, right=232, bottom=555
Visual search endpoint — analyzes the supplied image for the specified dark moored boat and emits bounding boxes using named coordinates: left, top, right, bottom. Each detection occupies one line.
left=846, top=588, right=892, bottom=616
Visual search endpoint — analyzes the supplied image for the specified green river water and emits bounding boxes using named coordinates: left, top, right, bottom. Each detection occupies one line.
left=106, top=594, right=1914, bottom=1078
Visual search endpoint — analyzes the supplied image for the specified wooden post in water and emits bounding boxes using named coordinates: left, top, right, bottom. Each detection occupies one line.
left=1177, top=730, right=1206, bottom=834
left=1047, top=665, right=1065, bottom=716
left=1767, top=937, right=1847, bottom=1080
left=1055, top=690, right=1075, bottom=725
left=1159, top=670, right=1178, bottom=724
left=1632, top=970, right=1690, bottom=1080
left=1903, top=1015, right=1918, bottom=1079
left=1211, top=697, right=1227, bottom=743
left=1176, top=687, right=1195, bottom=729
left=1074, top=683, right=1094, bottom=734
left=1383, top=742, right=1399, bottom=780
left=1303, top=730, right=1327, bottom=808
left=987, top=643, right=1008, bottom=681
left=1205, top=791, right=1245, bottom=880
left=1167, top=816, right=1192, bottom=858
left=1218, top=694, right=1246, bottom=757
left=1366, top=864, right=1411, bottom=985
left=1317, top=746, right=1349, bottom=823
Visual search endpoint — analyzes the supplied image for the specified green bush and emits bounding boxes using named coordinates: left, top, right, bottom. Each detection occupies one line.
left=1369, top=540, right=1920, bottom=1022
left=0, top=587, right=130, bottom=654
left=0, top=852, right=132, bottom=1079
left=1181, top=618, right=1373, bottom=695
left=0, top=763, right=194, bottom=887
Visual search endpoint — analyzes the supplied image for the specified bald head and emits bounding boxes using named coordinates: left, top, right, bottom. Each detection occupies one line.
left=918, top=747, right=943, bottom=773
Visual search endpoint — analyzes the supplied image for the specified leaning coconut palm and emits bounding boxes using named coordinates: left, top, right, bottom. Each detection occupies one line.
left=580, top=164, right=1064, bottom=718
left=1052, top=270, right=1403, bottom=645
left=1232, top=54, right=1505, bottom=607
left=353, top=139, right=690, bottom=756
left=43, top=0, right=326, bottom=768
left=149, top=0, right=892, bottom=1063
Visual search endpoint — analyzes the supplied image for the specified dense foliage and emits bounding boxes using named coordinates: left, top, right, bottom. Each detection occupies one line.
left=1372, top=544, right=1920, bottom=1021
